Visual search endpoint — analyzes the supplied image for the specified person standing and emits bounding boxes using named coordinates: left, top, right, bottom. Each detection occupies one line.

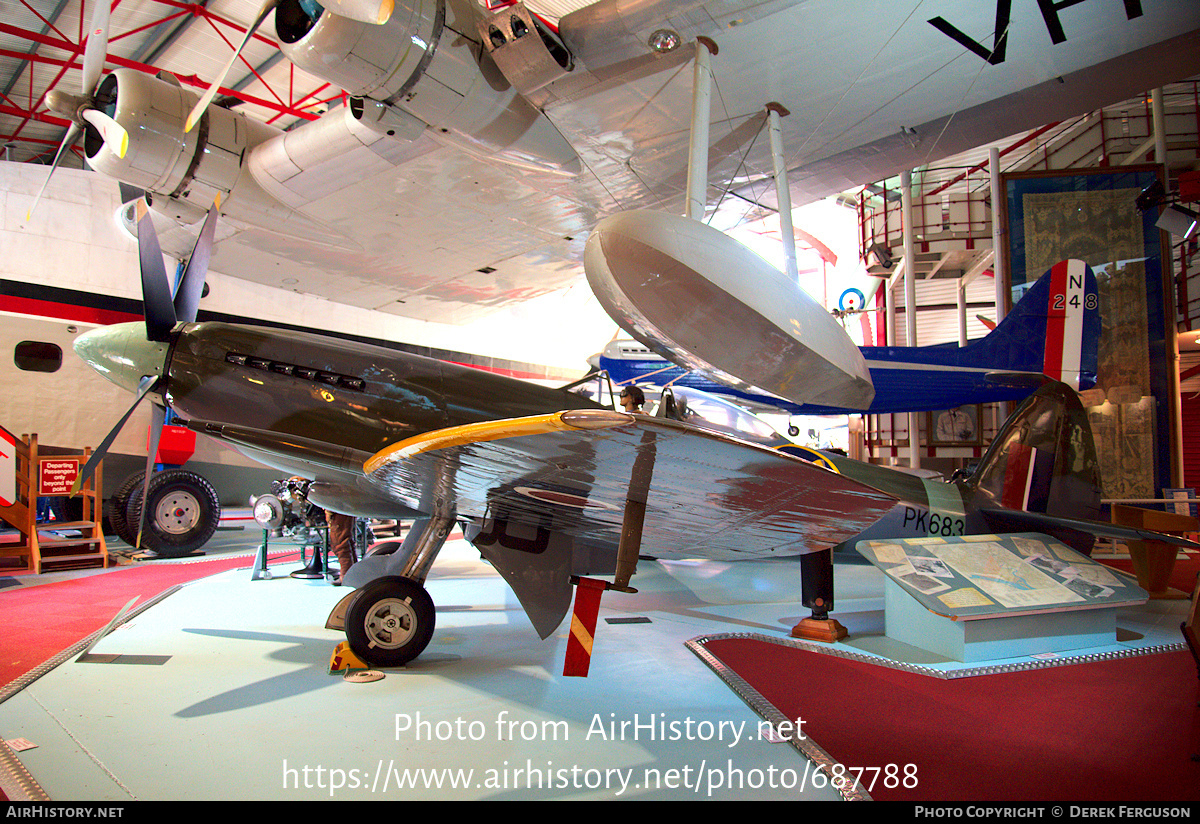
left=326, top=510, right=357, bottom=586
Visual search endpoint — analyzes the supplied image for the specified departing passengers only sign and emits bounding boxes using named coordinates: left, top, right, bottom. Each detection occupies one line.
left=39, top=458, right=79, bottom=496
left=0, top=427, right=13, bottom=507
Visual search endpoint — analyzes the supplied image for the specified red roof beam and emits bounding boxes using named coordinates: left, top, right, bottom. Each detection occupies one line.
left=924, top=122, right=1063, bottom=199
left=0, top=21, right=320, bottom=122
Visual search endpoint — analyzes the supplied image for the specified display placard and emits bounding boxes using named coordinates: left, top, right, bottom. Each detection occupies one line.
left=0, top=427, right=14, bottom=507
left=39, top=458, right=80, bottom=496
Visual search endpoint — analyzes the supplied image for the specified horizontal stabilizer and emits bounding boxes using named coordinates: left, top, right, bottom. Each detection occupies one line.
left=981, top=508, right=1200, bottom=552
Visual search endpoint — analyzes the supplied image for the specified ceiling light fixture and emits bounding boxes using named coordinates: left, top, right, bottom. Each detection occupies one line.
left=648, top=29, right=681, bottom=53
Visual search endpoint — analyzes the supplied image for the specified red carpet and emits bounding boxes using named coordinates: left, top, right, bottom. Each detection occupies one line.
left=701, top=637, right=1200, bottom=801
left=0, top=552, right=297, bottom=689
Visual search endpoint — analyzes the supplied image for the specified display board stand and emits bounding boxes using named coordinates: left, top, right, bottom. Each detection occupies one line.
left=1110, top=504, right=1198, bottom=599
left=0, top=430, right=108, bottom=574
left=857, top=534, right=1148, bottom=663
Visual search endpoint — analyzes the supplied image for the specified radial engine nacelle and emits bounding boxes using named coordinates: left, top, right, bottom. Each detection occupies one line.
left=84, top=69, right=283, bottom=225
left=83, top=69, right=355, bottom=246
left=273, top=0, right=579, bottom=172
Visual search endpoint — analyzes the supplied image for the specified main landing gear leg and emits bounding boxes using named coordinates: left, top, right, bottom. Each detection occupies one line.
left=792, top=549, right=847, bottom=643
left=331, top=515, right=454, bottom=668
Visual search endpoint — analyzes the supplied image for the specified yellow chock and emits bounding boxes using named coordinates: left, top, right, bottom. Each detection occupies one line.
left=328, top=641, right=369, bottom=675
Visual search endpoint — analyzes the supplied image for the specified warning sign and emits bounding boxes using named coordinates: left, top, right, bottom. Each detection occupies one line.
left=39, top=459, right=80, bottom=496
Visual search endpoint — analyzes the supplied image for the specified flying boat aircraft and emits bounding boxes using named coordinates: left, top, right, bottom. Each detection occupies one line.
left=71, top=212, right=1198, bottom=674
left=592, top=258, right=1101, bottom=416
left=27, top=0, right=1200, bottom=332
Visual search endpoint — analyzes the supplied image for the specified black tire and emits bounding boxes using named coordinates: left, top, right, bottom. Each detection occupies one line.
left=345, top=577, right=435, bottom=667
left=106, top=471, right=145, bottom=546
left=124, top=469, right=221, bottom=557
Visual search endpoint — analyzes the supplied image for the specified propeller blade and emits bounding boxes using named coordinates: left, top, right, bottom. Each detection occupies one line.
left=136, top=403, right=167, bottom=551
left=81, top=108, right=128, bottom=158
left=26, top=122, right=82, bottom=220
left=135, top=199, right=177, bottom=341
left=28, top=0, right=114, bottom=221
left=71, top=374, right=158, bottom=495
left=185, top=0, right=279, bottom=133
left=173, top=201, right=218, bottom=323
left=118, top=182, right=145, bottom=204
left=80, top=0, right=112, bottom=94
left=324, top=0, right=394, bottom=24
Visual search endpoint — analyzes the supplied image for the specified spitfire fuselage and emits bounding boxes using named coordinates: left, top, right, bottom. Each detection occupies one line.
left=166, top=322, right=599, bottom=455
left=77, top=320, right=604, bottom=516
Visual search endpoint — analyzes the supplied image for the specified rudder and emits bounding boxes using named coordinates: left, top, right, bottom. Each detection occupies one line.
left=974, top=260, right=1100, bottom=390
left=963, top=381, right=1102, bottom=523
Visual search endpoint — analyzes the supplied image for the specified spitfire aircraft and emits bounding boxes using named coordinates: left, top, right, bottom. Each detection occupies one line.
left=71, top=204, right=1198, bottom=672
left=592, top=259, right=1101, bottom=416
left=39, top=0, right=1200, bottom=672
left=22, top=0, right=1200, bottom=330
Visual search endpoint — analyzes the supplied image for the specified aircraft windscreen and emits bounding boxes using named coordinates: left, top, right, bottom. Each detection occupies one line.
left=665, top=387, right=782, bottom=445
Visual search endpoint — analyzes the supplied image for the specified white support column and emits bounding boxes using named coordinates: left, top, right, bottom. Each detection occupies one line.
left=990, top=147, right=1006, bottom=325
left=957, top=278, right=968, bottom=347
left=685, top=38, right=718, bottom=222
left=990, top=147, right=1008, bottom=423
left=901, top=170, right=917, bottom=348
left=767, top=102, right=798, bottom=281
left=1152, top=88, right=1168, bottom=173
left=901, top=169, right=919, bottom=468
left=886, top=259, right=903, bottom=346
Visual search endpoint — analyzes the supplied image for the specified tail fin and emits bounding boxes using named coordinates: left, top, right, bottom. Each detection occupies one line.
left=970, top=260, right=1100, bottom=390
left=966, top=380, right=1102, bottom=520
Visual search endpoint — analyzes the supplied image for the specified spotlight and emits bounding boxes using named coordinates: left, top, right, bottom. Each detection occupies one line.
left=1156, top=205, right=1199, bottom=239
left=867, top=242, right=894, bottom=269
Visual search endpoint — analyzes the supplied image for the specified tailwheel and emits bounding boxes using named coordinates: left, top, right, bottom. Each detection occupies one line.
left=345, top=576, right=435, bottom=667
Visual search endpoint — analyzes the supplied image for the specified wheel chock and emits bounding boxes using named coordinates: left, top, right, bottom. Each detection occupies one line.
left=328, top=641, right=370, bottom=675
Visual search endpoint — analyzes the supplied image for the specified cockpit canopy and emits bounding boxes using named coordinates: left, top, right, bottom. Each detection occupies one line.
left=655, top=386, right=784, bottom=447
left=564, top=371, right=785, bottom=447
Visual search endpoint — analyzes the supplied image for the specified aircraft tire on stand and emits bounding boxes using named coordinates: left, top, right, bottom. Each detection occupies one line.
left=124, top=468, right=221, bottom=557
left=106, top=470, right=146, bottom=547
left=345, top=576, right=436, bottom=667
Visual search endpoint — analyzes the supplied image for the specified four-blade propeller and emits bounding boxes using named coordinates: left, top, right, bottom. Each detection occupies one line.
left=72, top=197, right=219, bottom=551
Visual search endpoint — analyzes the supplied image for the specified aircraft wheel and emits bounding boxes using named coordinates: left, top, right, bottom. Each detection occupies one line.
left=345, top=577, right=435, bottom=668
left=106, top=471, right=146, bottom=546
left=125, top=469, right=221, bottom=557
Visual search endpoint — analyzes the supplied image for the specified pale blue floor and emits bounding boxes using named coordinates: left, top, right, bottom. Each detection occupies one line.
left=0, top=532, right=1189, bottom=801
